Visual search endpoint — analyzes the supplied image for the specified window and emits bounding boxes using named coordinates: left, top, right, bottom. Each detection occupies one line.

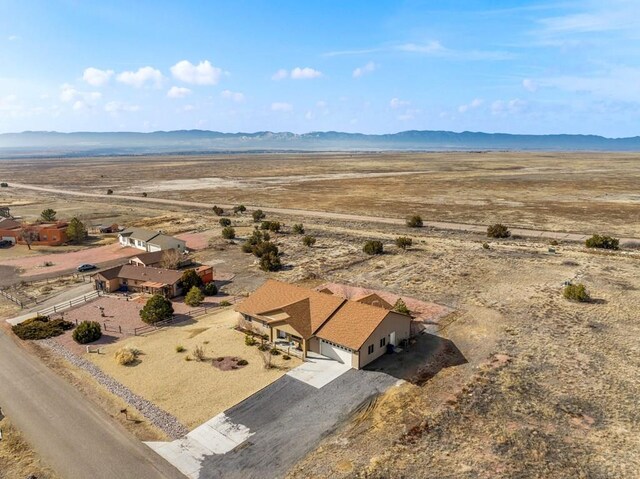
left=380, top=337, right=386, bottom=348
left=367, top=344, right=374, bottom=354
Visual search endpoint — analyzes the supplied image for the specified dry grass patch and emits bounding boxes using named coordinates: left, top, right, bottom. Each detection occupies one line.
left=0, top=417, right=59, bottom=479
left=86, top=308, right=300, bottom=429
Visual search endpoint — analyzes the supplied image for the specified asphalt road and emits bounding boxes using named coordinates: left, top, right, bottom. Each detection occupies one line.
left=9, top=182, right=640, bottom=244
left=0, top=330, right=186, bottom=479
left=198, top=370, right=398, bottom=479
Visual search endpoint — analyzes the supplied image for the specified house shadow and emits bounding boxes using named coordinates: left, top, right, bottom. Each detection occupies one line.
left=365, top=333, right=467, bottom=386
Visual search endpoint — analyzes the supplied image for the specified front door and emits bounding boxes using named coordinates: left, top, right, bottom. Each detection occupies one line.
left=389, top=331, right=396, bottom=346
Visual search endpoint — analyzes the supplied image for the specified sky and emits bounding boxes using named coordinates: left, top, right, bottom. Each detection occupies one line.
left=0, top=0, right=639, bottom=136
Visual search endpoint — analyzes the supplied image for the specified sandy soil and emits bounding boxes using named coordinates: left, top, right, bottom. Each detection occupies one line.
left=86, top=308, right=300, bottom=429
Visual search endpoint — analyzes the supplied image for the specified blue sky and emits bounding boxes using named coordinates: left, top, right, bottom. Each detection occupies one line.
left=1, top=0, right=639, bottom=135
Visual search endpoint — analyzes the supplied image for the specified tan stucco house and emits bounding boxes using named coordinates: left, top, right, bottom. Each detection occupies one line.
left=235, top=280, right=411, bottom=369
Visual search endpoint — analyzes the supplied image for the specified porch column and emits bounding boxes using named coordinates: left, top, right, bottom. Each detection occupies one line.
left=302, top=338, right=307, bottom=359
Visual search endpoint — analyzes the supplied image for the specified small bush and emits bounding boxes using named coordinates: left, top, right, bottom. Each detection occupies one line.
left=221, top=226, right=236, bottom=239
left=260, top=221, right=281, bottom=232
left=283, top=355, right=291, bottom=360
left=219, top=300, right=231, bottom=307
left=259, top=251, right=282, bottom=272
left=563, top=283, right=590, bottom=302
left=142, top=192, right=147, bottom=197
left=292, top=223, right=305, bottom=234
left=393, top=298, right=411, bottom=315
left=175, top=345, right=186, bottom=353
left=193, top=344, right=206, bottom=361
left=106, top=189, right=113, bottom=195
left=185, top=355, right=192, bottom=361
left=185, top=286, right=204, bottom=307
left=252, top=209, right=266, bottom=222
left=395, top=236, right=412, bottom=250
left=363, top=240, right=384, bottom=255
left=233, top=205, right=247, bottom=214
left=487, top=223, right=511, bottom=238
left=12, top=315, right=73, bottom=340
left=585, top=234, right=619, bottom=250
left=245, top=335, right=257, bottom=346
left=217, top=356, right=225, bottom=362
left=203, top=282, right=218, bottom=296
left=302, top=235, right=316, bottom=247
left=72, top=321, right=102, bottom=344
left=406, top=215, right=423, bottom=228
left=482, top=242, right=490, bottom=250
left=549, top=239, right=559, bottom=246
left=219, top=218, right=232, bottom=227
left=0, top=182, right=8, bottom=187
left=237, top=359, right=248, bottom=366
left=140, top=294, right=174, bottom=324
left=212, top=205, right=224, bottom=216
left=115, top=347, right=139, bottom=365
left=269, top=347, right=281, bottom=356
left=258, top=343, right=270, bottom=351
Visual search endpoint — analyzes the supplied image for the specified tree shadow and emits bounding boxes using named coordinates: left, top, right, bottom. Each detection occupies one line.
left=365, top=333, right=467, bottom=386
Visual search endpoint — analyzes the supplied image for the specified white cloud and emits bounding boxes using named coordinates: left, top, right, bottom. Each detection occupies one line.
left=390, top=98, right=410, bottom=109
left=458, top=98, right=484, bottom=113
left=271, top=69, right=288, bottom=81
left=117, top=67, right=163, bottom=88
left=352, top=61, right=377, bottom=78
left=305, top=110, right=314, bottom=120
left=537, top=66, right=640, bottom=102
left=291, top=67, right=322, bottom=79
left=491, top=99, right=527, bottom=115
left=167, top=86, right=192, bottom=98
left=82, top=67, right=114, bottom=87
left=220, top=89, right=245, bottom=102
left=7, top=35, right=19, bottom=41
left=59, top=84, right=101, bottom=106
left=397, top=41, right=446, bottom=54
left=104, top=101, right=140, bottom=113
left=271, top=102, right=293, bottom=112
left=316, top=100, right=328, bottom=109
left=181, top=104, right=196, bottom=112
left=170, top=60, right=222, bottom=85
left=522, top=78, right=538, bottom=92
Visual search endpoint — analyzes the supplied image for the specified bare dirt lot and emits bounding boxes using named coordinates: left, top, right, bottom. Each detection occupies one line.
left=1, top=152, right=639, bottom=478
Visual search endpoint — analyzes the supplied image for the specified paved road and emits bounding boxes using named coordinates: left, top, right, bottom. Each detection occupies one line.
left=0, top=330, right=186, bottom=479
left=9, top=182, right=640, bottom=244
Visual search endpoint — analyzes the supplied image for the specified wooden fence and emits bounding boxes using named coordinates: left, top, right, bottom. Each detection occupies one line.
left=0, top=272, right=92, bottom=309
left=36, top=290, right=101, bottom=316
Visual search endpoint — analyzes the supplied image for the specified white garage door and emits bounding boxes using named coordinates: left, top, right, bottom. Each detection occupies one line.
left=320, top=340, right=352, bottom=365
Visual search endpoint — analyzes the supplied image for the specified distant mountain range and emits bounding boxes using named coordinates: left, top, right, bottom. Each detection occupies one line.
left=0, top=129, right=639, bottom=158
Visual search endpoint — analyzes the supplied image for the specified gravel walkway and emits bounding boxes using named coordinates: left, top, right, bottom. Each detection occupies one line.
left=39, top=338, right=189, bottom=439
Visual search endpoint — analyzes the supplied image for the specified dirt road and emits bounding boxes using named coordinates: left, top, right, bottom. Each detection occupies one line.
left=0, top=330, right=186, bottom=479
left=8, top=182, right=639, bottom=244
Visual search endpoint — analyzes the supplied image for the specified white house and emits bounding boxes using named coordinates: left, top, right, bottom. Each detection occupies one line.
left=118, top=227, right=186, bottom=253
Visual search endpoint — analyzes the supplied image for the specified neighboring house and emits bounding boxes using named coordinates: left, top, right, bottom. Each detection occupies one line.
left=129, top=250, right=194, bottom=269
left=118, top=227, right=186, bottom=253
left=92, top=264, right=214, bottom=298
left=235, top=280, right=411, bottom=369
left=0, top=218, right=68, bottom=246
left=98, top=223, right=120, bottom=233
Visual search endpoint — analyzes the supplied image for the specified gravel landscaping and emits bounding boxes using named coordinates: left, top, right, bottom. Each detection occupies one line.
left=39, top=338, right=189, bottom=439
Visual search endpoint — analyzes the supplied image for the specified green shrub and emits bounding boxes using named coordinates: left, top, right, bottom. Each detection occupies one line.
left=221, top=226, right=236, bottom=239
left=203, top=282, right=218, bottom=296
left=245, top=335, right=257, bottom=346
left=233, top=205, right=246, bottom=214
left=487, top=224, right=511, bottom=238
left=363, top=240, right=384, bottom=255
left=269, top=347, right=281, bottom=356
left=292, top=223, right=305, bottom=234
left=563, top=283, right=590, bottom=302
left=258, top=343, right=270, bottom=351
left=393, top=298, right=411, bottom=315
left=219, top=218, right=232, bottom=227
left=482, top=242, right=490, bottom=250
left=40, top=208, right=57, bottom=222
left=302, top=235, right=316, bottom=247
left=237, top=359, right=248, bottom=366
left=66, top=217, right=88, bottom=244
left=175, top=345, right=186, bottom=353
left=260, top=251, right=282, bottom=271
left=72, top=321, right=102, bottom=344
left=585, top=234, right=619, bottom=250
left=212, top=205, right=224, bottom=216
left=106, top=189, right=113, bottom=195
left=140, top=294, right=174, bottom=324
left=142, top=192, right=147, bottom=197
left=395, top=236, right=412, bottom=250
left=253, top=241, right=279, bottom=258
left=0, top=182, right=8, bottom=187
left=219, top=300, right=231, bottom=307
left=260, top=221, right=281, bottom=232
left=185, top=286, right=204, bottom=307
left=12, top=315, right=73, bottom=340
left=252, top=209, right=266, bottom=222
left=406, top=215, right=423, bottom=228
left=180, top=269, right=203, bottom=292
left=283, top=355, right=291, bottom=360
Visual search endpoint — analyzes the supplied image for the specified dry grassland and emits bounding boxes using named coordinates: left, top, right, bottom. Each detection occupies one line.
left=0, top=417, right=59, bottom=479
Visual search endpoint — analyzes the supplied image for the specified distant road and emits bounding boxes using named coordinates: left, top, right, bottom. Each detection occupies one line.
left=8, top=182, right=640, bottom=244
left=0, top=330, right=186, bottom=479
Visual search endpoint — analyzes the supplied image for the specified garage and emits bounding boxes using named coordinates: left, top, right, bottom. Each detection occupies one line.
left=319, top=339, right=353, bottom=365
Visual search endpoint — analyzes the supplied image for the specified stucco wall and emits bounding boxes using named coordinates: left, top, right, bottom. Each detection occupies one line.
left=357, top=312, right=411, bottom=368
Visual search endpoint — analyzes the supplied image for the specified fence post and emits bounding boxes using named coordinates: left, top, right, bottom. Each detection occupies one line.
left=119, top=325, right=122, bottom=334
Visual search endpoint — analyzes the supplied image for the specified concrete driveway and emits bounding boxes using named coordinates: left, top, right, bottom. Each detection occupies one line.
left=148, top=367, right=399, bottom=479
